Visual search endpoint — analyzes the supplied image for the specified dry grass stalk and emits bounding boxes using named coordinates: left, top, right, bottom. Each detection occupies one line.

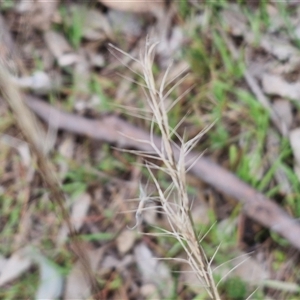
left=0, top=62, right=99, bottom=298
left=110, top=41, right=220, bottom=299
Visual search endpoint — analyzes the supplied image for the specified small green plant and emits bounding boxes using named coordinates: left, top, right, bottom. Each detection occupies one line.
left=0, top=0, right=14, bottom=11
left=60, top=5, right=84, bottom=49
left=224, top=276, right=247, bottom=300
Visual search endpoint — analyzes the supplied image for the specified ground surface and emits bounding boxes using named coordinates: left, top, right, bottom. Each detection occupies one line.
left=1, top=1, right=300, bottom=299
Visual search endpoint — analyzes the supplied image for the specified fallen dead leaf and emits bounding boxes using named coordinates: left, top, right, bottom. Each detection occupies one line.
left=142, top=202, right=158, bottom=225
left=81, top=7, right=113, bottom=41
left=99, top=0, right=165, bottom=19
left=0, top=248, right=32, bottom=286
left=58, top=134, right=75, bottom=177
left=116, top=229, right=137, bottom=254
left=156, top=25, right=184, bottom=67
left=262, top=73, right=300, bottom=100
left=272, top=99, right=293, bottom=131
left=140, top=283, right=160, bottom=299
left=250, top=34, right=300, bottom=73
left=31, top=0, right=59, bottom=30
left=15, top=0, right=58, bottom=30
left=64, top=248, right=104, bottom=299
left=222, top=4, right=300, bottom=73
left=191, top=201, right=210, bottom=226
left=107, top=10, right=143, bottom=37
left=15, top=0, right=34, bottom=13
left=57, top=193, right=91, bottom=244
left=289, top=128, right=300, bottom=181
left=216, top=251, right=269, bottom=285
left=87, top=52, right=105, bottom=68
left=13, top=71, right=52, bottom=94
left=44, top=31, right=78, bottom=67
left=101, top=254, right=133, bottom=273
left=221, top=6, right=248, bottom=37
left=259, top=36, right=299, bottom=62
left=134, top=243, right=173, bottom=298
left=35, top=253, right=63, bottom=300
left=180, top=262, right=206, bottom=295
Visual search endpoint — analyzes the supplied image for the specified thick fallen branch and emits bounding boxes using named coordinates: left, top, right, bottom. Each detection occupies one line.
left=25, top=95, right=300, bottom=250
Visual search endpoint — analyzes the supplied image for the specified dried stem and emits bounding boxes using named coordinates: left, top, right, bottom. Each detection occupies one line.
left=115, top=41, right=220, bottom=299
left=144, top=42, right=220, bottom=299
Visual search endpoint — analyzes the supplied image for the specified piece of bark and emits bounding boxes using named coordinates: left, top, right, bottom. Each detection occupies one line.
left=99, top=0, right=165, bottom=19
left=24, top=95, right=300, bottom=251
left=44, top=31, right=78, bottom=67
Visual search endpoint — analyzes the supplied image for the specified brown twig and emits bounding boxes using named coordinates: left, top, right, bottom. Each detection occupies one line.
left=24, top=95, right=300, bottom=251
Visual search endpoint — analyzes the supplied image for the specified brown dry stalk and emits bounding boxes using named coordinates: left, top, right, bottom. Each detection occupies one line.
left=24, top=91, right=300, bottom=252
left=0, top=62, right=99, bottom=299
left=105, top=42, right=220, bottom=298
left=136, top=42, right=220, bottom=299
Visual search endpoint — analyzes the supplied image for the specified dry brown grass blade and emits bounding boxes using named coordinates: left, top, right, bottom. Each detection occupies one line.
left=0, top=62, right=100, bottom=299
left=24, top=94, right=300, bottom=251
left=135, top=42, right=220, bottom=299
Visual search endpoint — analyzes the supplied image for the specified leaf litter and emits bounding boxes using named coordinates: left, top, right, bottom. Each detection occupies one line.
left=1, top=1, right=300, bottom=299
left=0, top=247, right=32, bottom=287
